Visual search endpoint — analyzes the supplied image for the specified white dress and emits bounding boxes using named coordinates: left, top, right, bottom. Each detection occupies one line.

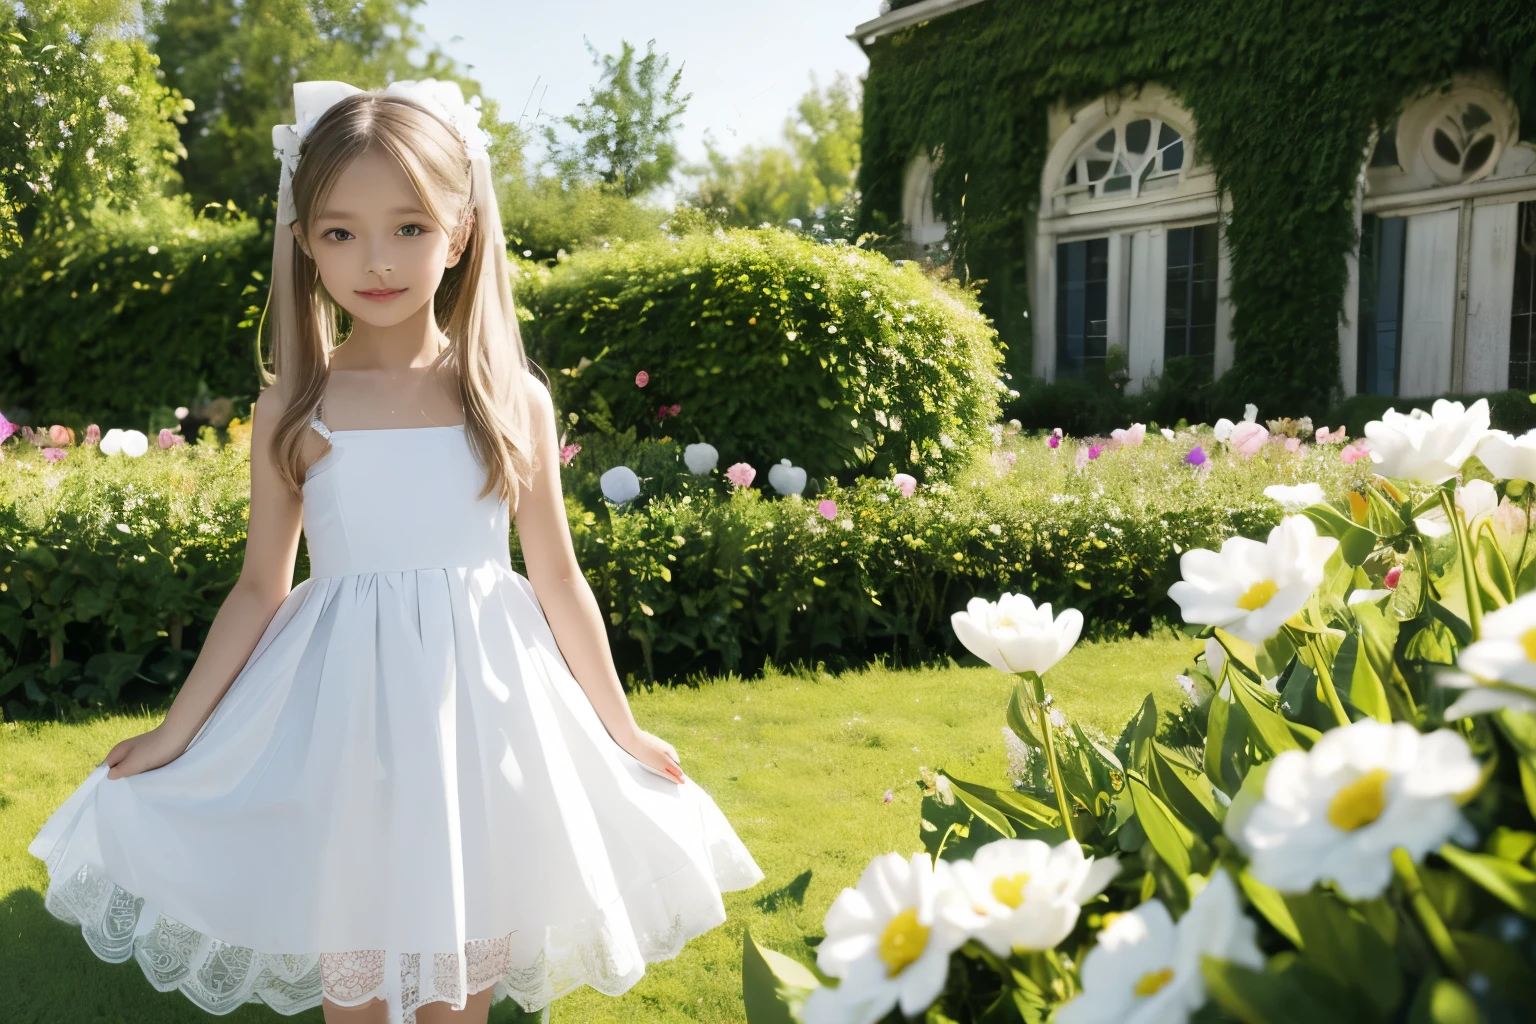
left=27, top=412, right=766, bottom=1023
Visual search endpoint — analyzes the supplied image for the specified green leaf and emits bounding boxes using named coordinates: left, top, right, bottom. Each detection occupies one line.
left=1150, top=742, right=1222, bottom=842
left=946, top=774, right=1061, bottom=832
left=1475, top=523, right=1516, bottom=607
left=1303, top=504, right=1379, bottom=566
left=1406, top=977, right=1482, bottom=1024
left=1205, top=693, right=1251, bottom=796
left=1336, top=632, right=1391, bottom=724
left=1438, top=843, right=1536, bottom=918
left=1236, top=869, right=1301, bottom=947
left=1230, top=672, right=1304, bottom=757
left=742, top=928, right=820, bottom=1024
left=1283, top=890, right=1402, bottom=1018
left=1115, top=692, right=1157, bottom=776
left=1127, top=773, right=1199, bottom=909
left=1200, top=954, right=1354, bottom=1024
left=1494, top=710, right=1536, bottom=819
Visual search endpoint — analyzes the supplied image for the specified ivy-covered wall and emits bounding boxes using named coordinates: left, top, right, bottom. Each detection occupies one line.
left=857, top=0, right=1536, bottom=416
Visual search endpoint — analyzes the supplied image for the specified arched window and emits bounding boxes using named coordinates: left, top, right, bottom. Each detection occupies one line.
left=1057, top=117, right=1187, bottom=205
left=902, top=149, right=948, bottom=255
left=1032, top=85, right=1228, bottom=391
left=1345, top=74, right=1536, bottom=400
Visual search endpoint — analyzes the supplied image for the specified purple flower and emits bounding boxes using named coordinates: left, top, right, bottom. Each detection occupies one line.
left=1088, top=444, right=1104, bottom=460
left=43, top=446, right=67, bottom=462
left=1185, top=445, right=1208, bottom=467
left=1048, top=434, right=1060, bottom=449
left=818, top=499, right=838, bottom=520
left=0, top=410, right=16, bottom=444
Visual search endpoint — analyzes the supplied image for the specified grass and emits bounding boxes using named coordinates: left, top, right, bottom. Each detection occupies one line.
left=1, top=634, right=1193, bottom=1024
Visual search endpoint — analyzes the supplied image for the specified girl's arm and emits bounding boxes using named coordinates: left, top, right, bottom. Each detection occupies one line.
left=514, top=371, right=684, bottom=784
left=105, top=384, right=308, bottom=779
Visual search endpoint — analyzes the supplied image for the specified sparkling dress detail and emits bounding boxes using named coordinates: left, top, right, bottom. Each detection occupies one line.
left=28, top=411, right=766, bottom=1023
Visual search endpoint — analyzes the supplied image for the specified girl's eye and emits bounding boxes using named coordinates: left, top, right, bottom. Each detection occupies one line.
left=323, top=227, right=353, bottom=242
left=399, top=224, right=424, bottom=237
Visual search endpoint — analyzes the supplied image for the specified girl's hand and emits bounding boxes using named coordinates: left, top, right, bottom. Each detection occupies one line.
left=615, top=727, right=685, bottom=784
left=104, top=724, right=190, bottom=780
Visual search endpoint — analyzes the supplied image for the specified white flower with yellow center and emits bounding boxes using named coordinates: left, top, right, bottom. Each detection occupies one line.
left=950, top=592, right=1083, bottom=677
left=1055, top=868, right=1261, bottom=1024
left=1168, top=515, right=1339, bottom=645
left=1445, top=590, right=1536, bottom=718
left=1227, top=719, right=1479, bottom=899
left=802, top=851, right=979, bottom=1024
left=949, top=838, right=1119, bottom=957
left=1363, top=398, right=1490, bottom=484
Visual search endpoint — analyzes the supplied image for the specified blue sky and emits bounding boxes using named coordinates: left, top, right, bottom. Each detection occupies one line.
left=411, top=0, right=880, bottom=197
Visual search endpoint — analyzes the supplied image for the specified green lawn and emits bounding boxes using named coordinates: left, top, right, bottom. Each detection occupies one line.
left=0, top=635, right=1193, bottom=1024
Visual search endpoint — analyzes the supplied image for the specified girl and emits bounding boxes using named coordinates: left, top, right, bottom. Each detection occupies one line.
left=27, top=79, right=765, bottom=1024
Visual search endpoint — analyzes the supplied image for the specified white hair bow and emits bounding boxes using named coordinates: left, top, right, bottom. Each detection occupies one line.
left=271, top=78, right=491, bottom=225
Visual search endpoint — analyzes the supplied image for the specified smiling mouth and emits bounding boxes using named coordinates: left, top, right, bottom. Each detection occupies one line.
left=357, top=288, right=405, bottom=297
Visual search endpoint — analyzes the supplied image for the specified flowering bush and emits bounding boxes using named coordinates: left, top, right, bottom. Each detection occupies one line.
left=744, top=397, right=1536, bottom=1023
left=520, top=227, right=1005, bottom=483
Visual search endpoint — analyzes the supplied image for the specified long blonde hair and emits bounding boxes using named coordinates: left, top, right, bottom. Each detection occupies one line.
left=255, top=89, right=538, bottom=511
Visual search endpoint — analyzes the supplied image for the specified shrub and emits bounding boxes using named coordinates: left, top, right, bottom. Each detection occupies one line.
left=0, top=195, right=269, bottom=430
left=520, top=227, right=1005, bottom=485
left=1, top=423, right=1362, bottom=716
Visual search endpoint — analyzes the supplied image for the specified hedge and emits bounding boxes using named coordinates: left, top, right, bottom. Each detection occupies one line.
left=0, top=425, right=1362, bottom=719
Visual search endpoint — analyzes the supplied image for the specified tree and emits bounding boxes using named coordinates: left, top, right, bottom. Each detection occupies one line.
left=0, top=1, right=190, bottom=255
left=143, top=0, right=522, bottom=220
left=680, top=71, right=861, bottom=233
left=542, top=37, right=691, bottom=200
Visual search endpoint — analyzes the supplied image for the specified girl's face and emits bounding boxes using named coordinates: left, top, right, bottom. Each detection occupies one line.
left=291, top=147, right=473, bottom=329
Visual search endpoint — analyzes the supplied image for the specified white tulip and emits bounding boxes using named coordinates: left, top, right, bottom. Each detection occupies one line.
left=683, top=442, right=718, bottom=475
left=1212, top=418, right=1235, bottom=442
left=1243, top=403, right=1259, bottom=423
left=1160, top=427, right=1176, bottom=441
left=950, top=838, right=1118, bottom=957
left=1446, top=590, right=1536, bottom=717
left=1168, top=515, right=1339, bottom=646
left=1228, top=720, right=1479, bottom=899
left=1055, top=868, right=1262, bottom=1024
left=802, top=851, right=977, bottom=1024
left=98, top=428, right=148, bottom=457
left=1362, top=398, right=1490, bottom=484
left=1477, top=428, right=1536, bottom=482
left=767, top=458, right=808, bottom=496
left=950, top=592, right=1084, bottom=677
left=1261, top=482, right=1325, bottom=511
left=599, top=465, right=641, bottom=504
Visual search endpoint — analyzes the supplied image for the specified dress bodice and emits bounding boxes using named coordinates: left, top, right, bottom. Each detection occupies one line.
left=302, top=419, right=511, bottom=578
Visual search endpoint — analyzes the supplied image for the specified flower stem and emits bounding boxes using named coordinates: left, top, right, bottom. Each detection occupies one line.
left=1392, top=847, right=1466, bottom=980
left=1029, top=672, right=1076, bottom=841
left=1440, top=485, right=1482, bottom=641
left=1305, top=634, right=1351, bottom=729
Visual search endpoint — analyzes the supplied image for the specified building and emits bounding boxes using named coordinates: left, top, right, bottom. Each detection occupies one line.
left=849, top=0, right=1536, bottom=406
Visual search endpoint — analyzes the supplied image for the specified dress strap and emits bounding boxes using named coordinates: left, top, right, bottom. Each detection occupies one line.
left=310, top=400, right=333, bottom=441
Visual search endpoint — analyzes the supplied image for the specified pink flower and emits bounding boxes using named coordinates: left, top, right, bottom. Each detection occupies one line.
left=883, top=789, right=894, bottom=803
left=1002, top=451, right=1017, bottom=467
left=1316, top=425, right=1347, bottom=444
left=22, top=424, right=46, bottom=447
left=657, top=404, right=669, bottom=421
left=1341, top=440, right=1371, bottom=465
left=1088, top=444, right=1104, bottom=460
left=670, top=403, right=681, bottom=416
left=1047, top=428, right=1062, bottom=449
left=1074, top=446, right=1090, bottom=470
left=560, top=443, right=581, bottom=466
left=892, top=472, right=917, bottom=497
left=158, top=428, right=186, bottom=448
left=0, top=411, right=16, bottom=444
left=1384, top=565, right=1403, bottom=589
left=818, top=499, right=838, bottom=520
left=1283, top=436, right=1302, bottom=453
left=42, top=446, right=67, bottom=462
left=635, top=370, right=649, bottom=388
left=49, top=424, right=72, bottom=445
left=1229, top=421, right=1270, bottom=457
left=725, top=462, right=756, bottom=488
left=85, top=423, right=101, bottom=445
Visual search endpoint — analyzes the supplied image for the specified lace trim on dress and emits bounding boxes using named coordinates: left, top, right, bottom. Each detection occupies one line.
left=38, top=853, right=760, bottom=1024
